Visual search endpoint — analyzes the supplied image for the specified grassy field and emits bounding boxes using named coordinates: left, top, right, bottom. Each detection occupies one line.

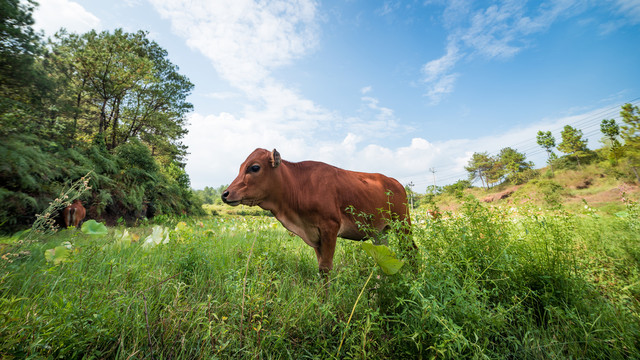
left=1, top=200, right=639, bottom=359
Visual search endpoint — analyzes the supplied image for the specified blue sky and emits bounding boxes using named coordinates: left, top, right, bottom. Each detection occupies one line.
left=33, top=0, right=640, bottom=190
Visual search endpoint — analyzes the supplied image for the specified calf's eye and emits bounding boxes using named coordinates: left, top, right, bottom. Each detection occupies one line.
left=249, top=164, right=261, bottom=173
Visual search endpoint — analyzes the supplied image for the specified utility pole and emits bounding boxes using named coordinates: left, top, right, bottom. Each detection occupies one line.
left=429, top=167, right=437, bottom=188
left=407, top=181, right=414, bottom=209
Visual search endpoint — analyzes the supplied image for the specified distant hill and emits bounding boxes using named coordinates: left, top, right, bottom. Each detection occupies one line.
left=430, top=161, right=639, bottom=215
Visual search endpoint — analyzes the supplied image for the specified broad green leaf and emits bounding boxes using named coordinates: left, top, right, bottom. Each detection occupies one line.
left=143, top=225, right=170, bottom=248
left=81, top=220, right=108, bottom=235
left=44, top=246, right=71, bottom=265
left=113, top=229, right=132, bottom=247
left=361, top=242, right=404, bottom=275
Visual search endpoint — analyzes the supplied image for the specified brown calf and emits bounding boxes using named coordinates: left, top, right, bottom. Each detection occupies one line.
left=222, top=148, right=415, bottom=274
left=63, top=199, right=86, bottom=228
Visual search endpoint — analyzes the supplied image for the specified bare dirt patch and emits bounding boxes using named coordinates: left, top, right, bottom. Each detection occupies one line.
left=482, top=186, right=519, bottom=203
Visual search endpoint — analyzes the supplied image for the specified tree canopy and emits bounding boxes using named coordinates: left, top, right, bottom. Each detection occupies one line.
left=45, top=29, right=194, bottom=162
left=497, top=147, right=534, bottom=185
left=558, top=125, right=589, bottom=166
left=0, top=1, right=202, bottom=233
left=536, top=130, right=557, bottom=172
left=620, top=103, right=640, bottom=181
left=465, top=152, right=494, bottom=190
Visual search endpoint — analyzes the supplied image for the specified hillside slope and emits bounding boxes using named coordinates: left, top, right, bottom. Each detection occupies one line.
left=434, top=164, right=640, bottom=215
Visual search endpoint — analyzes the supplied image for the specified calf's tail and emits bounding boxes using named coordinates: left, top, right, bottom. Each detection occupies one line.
left=70, top=208, right=76, bottom=227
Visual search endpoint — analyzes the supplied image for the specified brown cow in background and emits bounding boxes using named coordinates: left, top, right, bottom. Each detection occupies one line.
left=63, top=199, right=86, bottom=228
left=222, top=148, right=415, bottom=275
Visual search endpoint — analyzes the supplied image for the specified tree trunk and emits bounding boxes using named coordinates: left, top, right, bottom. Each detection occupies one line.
left=632, top=166, right=640, bottom=183
left=70, top=78, right=86, bottom=145
left=111, top=97, right=121, bottom=150
left=99, top=99, right=107, bottom=134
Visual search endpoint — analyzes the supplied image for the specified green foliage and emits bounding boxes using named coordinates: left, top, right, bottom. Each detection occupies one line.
left=536, top=130, right=556, bottom=152
left=80, top=219, right=108, bottom=235
left=194, top=185, right=228, bottom=205
left=0, top=0, right=45, bottom=114
left=465, top=152, right=495, bottom=189
left=620, top=103, right=640, bottom=181
left=620, top=103, right=640, bottom=146
left=465, top=149, right=535, bottom=188
left=0, top=210, right=638, bottom=358
left=360, top=242, right=404, bottom=275
left=0, top=12, right=201, bottom=232
left=497, top=147, right=535, bottom=184
left=536, top=130, right=557, bottom=173
left=0, top=134, right=77, bottom=232
left=601, top=118, right=621, bottom=143
left=600, top=119, right=622, bottom=164
left=441, top=179, right=471, bottom=199
left=558, top=125, right=589, bottom=166
left=519, top=179, right=566, bottom=209
left=45, top=28, right=193, bottom=157
left=44, top=241, right=73, bottom=265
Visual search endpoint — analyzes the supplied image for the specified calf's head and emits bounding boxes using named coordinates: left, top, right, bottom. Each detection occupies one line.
left=222, top=148, right=281, bottom=207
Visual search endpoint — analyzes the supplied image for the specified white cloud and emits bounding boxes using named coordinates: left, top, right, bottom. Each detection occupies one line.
left=613, top=0, right=640, bottom=24
left=422, top=0, right=580, bottom=103
left=144, top=0, right=625, bottom=192
left=205, top=91, right=242, bottom=100
left=185, top=102, right=618, bottom=190
left=361, top=96, right=394, bottom=120
left=150, top=0, right=318, bottom=91
left=376, top=1, right=401, bottom=16
left=150, top=0, right=422, bottom=188
left=421, top=43, right=461, bottom=104
left=33, top=0, right=101, bottom=36
left=422, top=43, right=460, bottom=83
left=424, top=73, right=459, bottom=105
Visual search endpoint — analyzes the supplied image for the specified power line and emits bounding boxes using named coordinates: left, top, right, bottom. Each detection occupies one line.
left=405, top=99, right=640, bottom=189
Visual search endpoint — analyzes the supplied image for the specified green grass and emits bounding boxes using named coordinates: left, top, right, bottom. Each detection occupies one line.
left=1, top=202, right=639, bottom=359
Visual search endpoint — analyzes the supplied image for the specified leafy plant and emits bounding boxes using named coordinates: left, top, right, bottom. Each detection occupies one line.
left=360, top=242, right=404, bottom=275
left=80, top=219, right=108, bottom=235
left=142, top=225, right=170, bottom=248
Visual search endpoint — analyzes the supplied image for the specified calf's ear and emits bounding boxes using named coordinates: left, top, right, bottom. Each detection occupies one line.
left=270, top=149, right=281, bottom=168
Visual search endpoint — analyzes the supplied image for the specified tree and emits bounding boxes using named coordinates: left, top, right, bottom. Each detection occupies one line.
left=557, top=125, right=588, bottom=167
left=601, top=118, right=620, bottom=143
left=536, top=130, right=556, bottom=173
left=465, top=152, right=495, bottom=189
left=0, top=0, right=40, bottom=97
left=0, top=8, right=203, bottom=231
left=46, top=29, right=194, bottom=161
left=620, top=103, right=640, bottom=182
left=600, top=118, right=621, bottom=163
left=497, top=147, right=534, bottom=184
left=0, top=0, right=52, bottom=136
